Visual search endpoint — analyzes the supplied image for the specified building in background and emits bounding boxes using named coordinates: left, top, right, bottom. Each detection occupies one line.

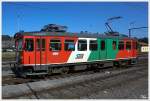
left=138, top=42, right=149, bottom=53
left=2, top=35, right=15, bottom=52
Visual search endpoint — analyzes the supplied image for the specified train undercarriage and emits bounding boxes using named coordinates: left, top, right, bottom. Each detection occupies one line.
left=11, top=58, right=137, bottom=78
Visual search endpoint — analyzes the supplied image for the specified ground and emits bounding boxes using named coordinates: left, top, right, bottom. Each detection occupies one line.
left=2, top=52, right=148, bottom=99
left=2, top=52, right=15, bottom=61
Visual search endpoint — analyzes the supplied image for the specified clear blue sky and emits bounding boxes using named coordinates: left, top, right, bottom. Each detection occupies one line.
left=2, top=2, right=148, bottom=38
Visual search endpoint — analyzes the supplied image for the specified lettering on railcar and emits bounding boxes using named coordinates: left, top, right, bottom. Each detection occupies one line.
left=75, top=54, right=84, bottom=59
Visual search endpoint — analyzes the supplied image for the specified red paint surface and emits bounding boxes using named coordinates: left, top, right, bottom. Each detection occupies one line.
left=22, top=35, right=137, bottom=65
left=116, top=38, right=137, bottom=59
left=23, top=35, right=78, bottom=65
left=47, top=36, right=78, bottom=63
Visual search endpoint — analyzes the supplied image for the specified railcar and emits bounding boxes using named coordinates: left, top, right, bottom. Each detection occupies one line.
left=13, top=30, right=138, bottom=77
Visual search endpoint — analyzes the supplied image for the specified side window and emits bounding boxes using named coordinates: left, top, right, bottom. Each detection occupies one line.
left=101, top=40, right=105, bottom=50
left=36, top=39, right=45, bottom=51
left=90, top=40, right=97, bottom=51
left=50, top=39, right=61, bottom=51
left=118, top=41, right=124, bottom=50
left=25, top=38, right=34, bottom=51
left=78, top=40, right=87, bottom=51
left=65, top=40, right=75, bottom=51
left=126, top=41, right=131, bottom=50
left=112, top=41, right=116, bottom=50
left=42, top=39, right=45, bottom=51
left=17, top=39, right=23, bottom=51
left=36, top=39, right=40, bottom=51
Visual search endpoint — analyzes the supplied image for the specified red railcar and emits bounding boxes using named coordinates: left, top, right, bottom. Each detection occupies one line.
left=13, top=31, right=138, bottom=77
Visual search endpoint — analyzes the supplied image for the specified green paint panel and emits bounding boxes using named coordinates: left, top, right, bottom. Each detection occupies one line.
left=106, top=38, right=119, bottom=59
left=99, top=39, right=107, bottom=60
left=88, top=38, right=119, bottom=61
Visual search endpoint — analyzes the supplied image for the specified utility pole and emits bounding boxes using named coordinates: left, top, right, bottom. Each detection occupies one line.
left=128, top=27, right=148, bottom=38
left=17, top=14, right=20, bottom=32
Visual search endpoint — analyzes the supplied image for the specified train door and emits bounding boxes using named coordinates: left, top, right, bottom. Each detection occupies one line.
left=106, top=38, right=118, bottom=59
left=24, top=37, right=35, bottom=65
left=99, top=39, right=107, bottom=60
left=35, top=36, right=47, bottom=68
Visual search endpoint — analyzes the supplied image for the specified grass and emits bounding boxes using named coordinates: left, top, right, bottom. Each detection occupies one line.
left=2, top=52, right=16, bottom=61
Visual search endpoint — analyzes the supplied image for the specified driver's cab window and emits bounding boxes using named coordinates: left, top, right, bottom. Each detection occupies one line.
left=25, top=38, right=34, bottom=51
left=16, top=39, right=23, bottom=51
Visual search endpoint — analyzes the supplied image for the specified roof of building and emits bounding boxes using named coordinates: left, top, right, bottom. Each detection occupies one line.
left=138, top=42, right=148, bottom=46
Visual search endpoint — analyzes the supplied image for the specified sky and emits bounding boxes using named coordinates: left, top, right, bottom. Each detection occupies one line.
left=2, top=2, right=148, bottom=38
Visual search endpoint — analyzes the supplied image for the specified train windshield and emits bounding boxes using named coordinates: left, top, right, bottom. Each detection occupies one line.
left=16, top=39, right=23, bottom=51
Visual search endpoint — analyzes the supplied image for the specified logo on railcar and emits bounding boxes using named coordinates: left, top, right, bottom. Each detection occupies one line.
left=52, top=52, right=59, bottom=55
left=75, top=54, right=84, bottom=59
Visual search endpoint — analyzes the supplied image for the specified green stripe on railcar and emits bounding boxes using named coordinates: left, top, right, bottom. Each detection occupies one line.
left=88, top=38, right=119, bottom=61
left=99, top=38, right=107, bottom=60
left=106, top=38, right=119, bottom=59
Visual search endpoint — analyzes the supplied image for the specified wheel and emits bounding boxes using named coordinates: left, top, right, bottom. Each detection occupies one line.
left=113, top=61, right=120, bottom=68
left=60, top=67, right=69, bottom=74
left=69, top=66, right=75, bottom=72
left=128, top=60, right=132, bottom=65
left=131, top=59, right=137, bottom=65
left=120, top=61, right=129, bottom=68
left=100, top=64, right=104, bottom=67
left=48, top=67, right=53, bottom=75
left=86, top=65, right=92, bottom=71
left=92, top=64, right=100, bottom=72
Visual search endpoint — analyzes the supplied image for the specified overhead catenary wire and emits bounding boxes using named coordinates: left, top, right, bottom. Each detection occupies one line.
left=128, top=27, right=148, bottom=38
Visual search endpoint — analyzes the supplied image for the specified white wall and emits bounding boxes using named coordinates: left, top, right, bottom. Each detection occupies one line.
left=141, top=46, right=149, bottom=52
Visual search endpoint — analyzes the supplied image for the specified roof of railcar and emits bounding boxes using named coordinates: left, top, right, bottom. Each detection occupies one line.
left=15, top=31, right=136, bottom=40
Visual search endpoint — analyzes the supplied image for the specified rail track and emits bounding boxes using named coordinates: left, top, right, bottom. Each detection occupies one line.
left=2, top=53, right=148, bottom=86
left=2, top=59, right=148, bottom=86
left=2, top=66, right=113, bottom=86
left=2, top=61, right=148, bottom=99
